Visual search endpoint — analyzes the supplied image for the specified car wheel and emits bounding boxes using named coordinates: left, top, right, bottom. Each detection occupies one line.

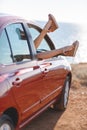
left=53, top=76, right=70, bottom=111
left=0, top=115, right=14, bottom=130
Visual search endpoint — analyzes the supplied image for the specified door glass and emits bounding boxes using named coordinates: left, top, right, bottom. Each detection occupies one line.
left=6, top=23, right=31, bottom=62
left=0, top=30, right=12, bottom=64
left=29, top=27, right=50, bottom=51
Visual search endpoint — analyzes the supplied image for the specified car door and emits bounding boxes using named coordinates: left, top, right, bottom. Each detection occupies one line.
left=28, top=25, right=67, bottom=102
left=0, top=23, right=45, bottom=121
left=37, top=58, right=67, bottom=105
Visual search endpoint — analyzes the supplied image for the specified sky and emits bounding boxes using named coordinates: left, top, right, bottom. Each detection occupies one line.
left=0, top=0, right=87, bottom=24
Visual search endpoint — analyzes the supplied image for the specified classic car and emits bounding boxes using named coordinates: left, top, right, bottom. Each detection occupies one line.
left=0, top=13, right=79, bottom=130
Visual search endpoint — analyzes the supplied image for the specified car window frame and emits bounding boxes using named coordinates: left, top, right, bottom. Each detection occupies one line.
left=6, top=23, right=32, bottom=63
left=0, top=22, right=36, bottom=66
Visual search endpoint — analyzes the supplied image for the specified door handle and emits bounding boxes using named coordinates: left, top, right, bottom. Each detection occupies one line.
left=12, top=78, right=22, bottom=86
left=43, top=68, right=49, bottom=74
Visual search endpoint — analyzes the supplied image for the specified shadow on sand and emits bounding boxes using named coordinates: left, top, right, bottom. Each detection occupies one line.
left=22, top=108, right=64, bottom=130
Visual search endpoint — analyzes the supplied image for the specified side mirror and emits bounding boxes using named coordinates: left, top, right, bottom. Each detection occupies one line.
left=16, top=28, right=26, bottom=40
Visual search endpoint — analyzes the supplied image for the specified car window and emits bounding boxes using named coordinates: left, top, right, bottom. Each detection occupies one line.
left=29, top=27, right=51, bottom=51
left=0, top=30, right=12, bottom=64
left=6, top=23, right=31, bottom=62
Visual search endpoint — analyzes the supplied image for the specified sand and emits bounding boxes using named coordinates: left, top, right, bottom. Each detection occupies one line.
left=23, top=63, right=87, bottom=130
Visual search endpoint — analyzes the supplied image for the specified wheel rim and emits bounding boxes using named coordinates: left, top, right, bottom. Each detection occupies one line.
left=64, top=80, right=69, bottom=107
left=0, top=123, right=11, bottom=130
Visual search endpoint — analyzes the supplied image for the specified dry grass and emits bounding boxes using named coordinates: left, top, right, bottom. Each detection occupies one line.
left=71, top=63, right=87, bottom=89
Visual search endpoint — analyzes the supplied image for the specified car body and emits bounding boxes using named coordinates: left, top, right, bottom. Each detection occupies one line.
left=0, top=14, right=72, bottom=130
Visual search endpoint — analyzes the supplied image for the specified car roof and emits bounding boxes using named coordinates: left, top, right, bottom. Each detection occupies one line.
left=0, top=13, right=28, bottom=28
left=0, top=14, right=43, bottom=34
left=0, top=14, right=56, bottom=50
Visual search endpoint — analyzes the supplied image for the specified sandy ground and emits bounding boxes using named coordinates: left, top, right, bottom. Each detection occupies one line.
left=23, top=63, right=87, bottom=130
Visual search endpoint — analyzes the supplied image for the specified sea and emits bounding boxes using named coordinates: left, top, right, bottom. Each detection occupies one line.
left=36, top=21, right=87, bottom=64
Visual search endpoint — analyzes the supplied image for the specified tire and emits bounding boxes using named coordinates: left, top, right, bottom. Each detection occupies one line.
left=53, top=76, right=70, bottom=111
left=0, top=115, right=14, bottom=130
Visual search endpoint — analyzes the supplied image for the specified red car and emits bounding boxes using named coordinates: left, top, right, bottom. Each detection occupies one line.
left=0, top=14, right=73, bottom=130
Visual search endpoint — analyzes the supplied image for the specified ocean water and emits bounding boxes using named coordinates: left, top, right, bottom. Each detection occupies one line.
left=37, top=21, right=87, bottom=63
